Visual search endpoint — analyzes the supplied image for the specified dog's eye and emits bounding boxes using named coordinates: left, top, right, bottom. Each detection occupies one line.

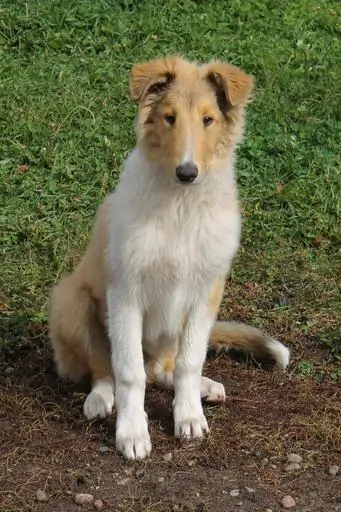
left=165, top=114, right=176, bottom=125
left=203, top=116, right=214, bottom=127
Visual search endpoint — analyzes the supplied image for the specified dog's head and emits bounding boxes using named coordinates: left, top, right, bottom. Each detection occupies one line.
left=130, top=56, right=253, bottom=185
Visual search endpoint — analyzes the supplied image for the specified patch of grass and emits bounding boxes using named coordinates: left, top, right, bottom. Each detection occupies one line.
left=1, top=0, right=340, bottom=361
left=297, top=360, right=316, bottom=377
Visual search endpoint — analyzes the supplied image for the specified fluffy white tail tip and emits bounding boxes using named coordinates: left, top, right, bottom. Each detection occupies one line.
left=267, top=338, right=290, bottom=370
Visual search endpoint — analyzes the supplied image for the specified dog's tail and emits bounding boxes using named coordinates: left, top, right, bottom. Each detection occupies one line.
left=209, top=321, right=290, bottom=370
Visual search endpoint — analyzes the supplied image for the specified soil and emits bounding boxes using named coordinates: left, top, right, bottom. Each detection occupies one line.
left=0, top=323, right=340, bottom=512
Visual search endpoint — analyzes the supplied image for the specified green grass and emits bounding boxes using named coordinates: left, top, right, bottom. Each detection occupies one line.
left=0, top=0, right=340, bottom=361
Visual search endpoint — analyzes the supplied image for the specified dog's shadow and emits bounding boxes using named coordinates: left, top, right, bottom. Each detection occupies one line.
left=0, top=312, right=176, bottom=439
left=0, top=312, right=272, bottom=444
left=0, top=313, right=86, bottom=415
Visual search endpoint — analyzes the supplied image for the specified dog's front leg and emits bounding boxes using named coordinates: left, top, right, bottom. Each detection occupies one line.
left=107, top=285, right=151, bottom=460
left=173, top=301, right=214, bottom=439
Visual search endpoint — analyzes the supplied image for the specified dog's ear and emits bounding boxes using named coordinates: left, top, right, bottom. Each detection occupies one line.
left=129, top=58, right=175, bottom=102
left=205, top=61, right=254, bottom=110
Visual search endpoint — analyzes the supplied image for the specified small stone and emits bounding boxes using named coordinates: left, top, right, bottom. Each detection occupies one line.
left=270, top=464, right=278, bottom=469
left=329, top=465, right=339, bottom=476
left=4, top=367, right=14, bottom=375
left=287, top=453, right=303, bottom=464
left=123, top=467, right=134, bottom=476
left=158, top=477, right=165, bottom=483
left=98, top=445, right=109, bottom=454
left=245, top=486, right=255, bottom=493
left=117, top=478, right=131, bottom=486
left=74, top=493, right=94, bottom=506
left=265, top=509, right=273, bottom=512
left=285, top=463, right=301, bottom=472
left=163, top=452, right=173, bottom=462
left=261, top=457, right=269, bottom=465
left=236, top=501, right=243, bottom=507
left=230, top=489, right=240, bottom=497
left=282, top=495, right=296, bottom=508
left=36, top=489, right=47, bottom=502
left=94, top=499, right=104, bottom=509
left=187, top=459, right=196, bottom=467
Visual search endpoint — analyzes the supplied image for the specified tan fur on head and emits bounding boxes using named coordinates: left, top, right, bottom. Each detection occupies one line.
left=129, top=56, right=254, bottom=182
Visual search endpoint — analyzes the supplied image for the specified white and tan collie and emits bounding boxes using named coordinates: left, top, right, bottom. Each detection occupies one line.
left=49, top=56, right=289, bottom=460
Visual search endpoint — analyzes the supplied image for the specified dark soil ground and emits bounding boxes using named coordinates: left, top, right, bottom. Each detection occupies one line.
left=1, top=317, right=340, bottom=512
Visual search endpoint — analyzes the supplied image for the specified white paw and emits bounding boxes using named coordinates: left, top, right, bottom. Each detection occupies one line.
left=83, top=390, right=114, bottom=420
left=201, top=377, right=226, bottom=403
left=174, top=404, right=209, bottom=439
left=116, top=410, right=152, bottom=460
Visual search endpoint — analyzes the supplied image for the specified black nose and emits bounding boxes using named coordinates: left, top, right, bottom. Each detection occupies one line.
left=175, top=162, right=199, bottom=183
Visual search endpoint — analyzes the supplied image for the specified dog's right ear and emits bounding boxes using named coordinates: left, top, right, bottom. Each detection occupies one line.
left=129, top=58, right=176, bottom=102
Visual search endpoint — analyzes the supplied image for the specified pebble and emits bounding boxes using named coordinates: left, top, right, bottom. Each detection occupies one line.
left=287, top=453, right=303, bottom=464
left=163, top=452, right=173, bottom=462
left=158, top=476, right=165, bottom=483
left=285, top=462, right=301, bottom=472
left=261, top=457, right=269, bottom=465
left=94, top=499, right=104, bottom=509
left=329, top=465, right=339, bottom=476
left=98, top=445, right=109, bottom=454
left=36, top=489, right=47, bottom=502
left=230, top=489, right=240, bottom=497
left=282, top=495, right=296, bottom=508
left=123, top=467, right=134, bottom=476
left=74, top=493, right=94, bottom=506
left=245, top=486, right=255, bottom=493
left=265, top=509, right=273, bottom=512
left=117, top=477, right=131, bottom=486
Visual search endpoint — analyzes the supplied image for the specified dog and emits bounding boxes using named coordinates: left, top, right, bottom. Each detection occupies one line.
left=49, top=56, right=290, bottom=461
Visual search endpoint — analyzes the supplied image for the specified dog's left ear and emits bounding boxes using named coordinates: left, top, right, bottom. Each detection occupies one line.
left=129, top=58, right=175, bottom=102
left=205, top=61, right=254, bottom=109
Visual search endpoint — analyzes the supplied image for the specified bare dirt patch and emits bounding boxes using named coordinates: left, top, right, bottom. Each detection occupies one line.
left=1, top=320, right=340, bottom=512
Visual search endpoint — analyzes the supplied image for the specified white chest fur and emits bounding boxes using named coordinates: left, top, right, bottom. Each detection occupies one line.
left=107, top=150, right=241, bottom=342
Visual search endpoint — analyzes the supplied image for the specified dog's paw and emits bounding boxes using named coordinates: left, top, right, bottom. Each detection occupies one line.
left=116, top=410, right=152, bottom=460
left=83, top=389, right=114, bottom=420
left=174, top=404, right=209, bottom=439
left=201, top=377, right=226, bottom=403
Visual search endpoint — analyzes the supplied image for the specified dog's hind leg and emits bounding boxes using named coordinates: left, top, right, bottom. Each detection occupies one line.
left=145, top=353, right=225, bottom=403
left=49, top=275, right=114, bottom=420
